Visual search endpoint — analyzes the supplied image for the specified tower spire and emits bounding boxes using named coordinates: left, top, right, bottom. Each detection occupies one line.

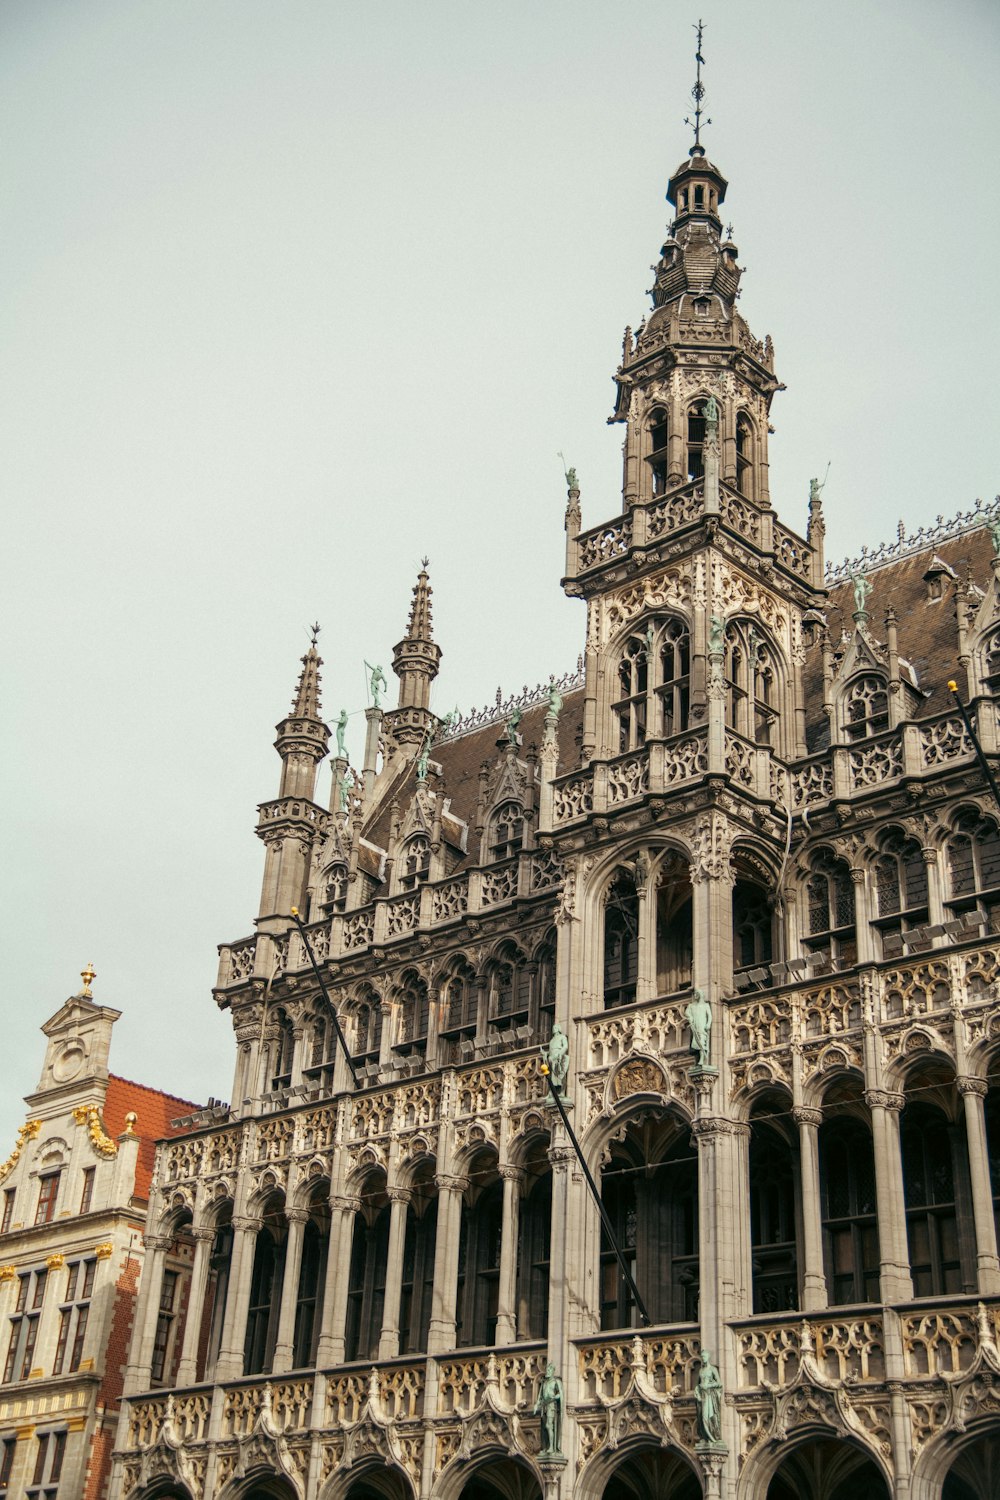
left=386, top=561, right=442, bottom=747
left=684, top=19, right=711, bottom=151
left=290, top=629, right=323, bottom=720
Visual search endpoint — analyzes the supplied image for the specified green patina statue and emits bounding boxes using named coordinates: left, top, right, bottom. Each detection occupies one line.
left=709, top=614, right=726, bottom=655
left=850, top=570, right=872, bottom=614
left=507, top=707, right=522, bottom=746
left=367, top=663, right=387, bottom=709
left=685, top=987, right=712, bottom=1068
left=533, top=1363, right=565, bottom=1457
left=335, top=709, right=348, bottom=757
left=695, top=1350, right=723, bottom=1444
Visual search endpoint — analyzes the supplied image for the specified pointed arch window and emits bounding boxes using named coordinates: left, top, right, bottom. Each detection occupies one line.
left=394, top=973, right=430, bottom=1065
left=321, top=863, right=348, bottom=915
left=901, top=1102, right=966, bottom=1297
left=600, top=1121, right=698, bottom=1329
left=269, top=1011, right=295, bottom=1091
left=244, top=1203, right=287, bottom=1375
left=516, top=1143, right=552, bottom=1340
left=344, top=1184, right=390, bottom=1363
left=844, top=675, right=889, bottom=742
left=686, top=404, right=706, bottom=482
left=488, top=943, right=531, bottom=1042
left=656, top=853, right=693, bottom=996
left=353, top=988, right=384, bottom=1068
left=399, top=1172, right=438, bottom=1355
left=604, top=869, right=639, bottom=1009
left=439, top=960, right=479, bottom=1064
left=819, top=1115, right=880, bottom=1304
left=733, top=879, right=774, bottom=975
left=725, top=621, right=780, bottom=748
left=488, top=802, right=524, bottom=863
left=303, top=1009, right=336, bottom=1094
left=749, top=1107, right=799, bottom=1313
left=399, top=835, right=430, bottom=891
left=981, top=627, right=1000, bottom=695
left=456, top=1170, right=503, bottom=1347
left=735, top=413, right=754, bottom=498
left=614, top=636, right=648, bottom=753
left=292, top=1203, right=329, bottom=1369
left=803, top=850, right=857, bottom=968
left=946, top=809, right=1000, bottom=931
left=872, top=831, right=929, bottom=956
left=612, top=617, right=690, bottom=754
left=204, top=1214, right=233, bottom=1380
left=648, top=406, right=669, bottom=497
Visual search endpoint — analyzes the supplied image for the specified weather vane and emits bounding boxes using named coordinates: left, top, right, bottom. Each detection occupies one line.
left=308, top=621, right=321, bottom=646
left=684, top=19, right=711, bottom=148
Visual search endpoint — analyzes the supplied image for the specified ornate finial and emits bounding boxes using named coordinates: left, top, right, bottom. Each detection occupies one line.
left=420, top=556, right=429, bottom=571
left=80, top=962, right=96, bottom=997
left=308, top=621, right=321, bottom=647
left=684, top=19, right=711, bottom=148
left=123, top=1111, right=137, bottom=1135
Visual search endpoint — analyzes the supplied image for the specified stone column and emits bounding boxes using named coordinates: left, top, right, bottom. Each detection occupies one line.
left=864, top=1091, right=913, bottom=1303
left=957, top=1076, right=1000, bottom=1293
left=271, top=1208, right=308, bottom=1373
left=124, top=1233, right=171, bottom=1394
left=176, top=1227, right=216, bottom=1385
left=792, top=1107, right=828, bottom=1310
left=427, top=1174, right=467, bottom=1355
left=317, top=1195, right=359, bottom=1366
left=378, top=1188, right=413, bottom=1359
left=495, top=1167, right=525, bottom=1345
left=215, top=1215, right=262, bottom=1381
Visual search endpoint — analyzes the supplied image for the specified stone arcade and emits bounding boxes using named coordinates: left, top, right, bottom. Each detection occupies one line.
left=106, top=132, right=1000, bottom=1500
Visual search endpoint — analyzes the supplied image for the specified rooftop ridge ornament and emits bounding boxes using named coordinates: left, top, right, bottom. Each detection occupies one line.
left=825, top=496, right=1000, bottom=586
left=684, top=19, right=711, bottom=149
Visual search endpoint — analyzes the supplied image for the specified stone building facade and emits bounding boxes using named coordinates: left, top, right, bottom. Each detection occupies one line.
left=0, top=977, right=199, bottom=1500
left=109, top=137, right=1000, bottom=1500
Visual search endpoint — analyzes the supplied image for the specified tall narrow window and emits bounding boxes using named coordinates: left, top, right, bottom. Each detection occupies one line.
left=872, top=831, right=929, bottom=956
left=657, top=620, right=691, bottom=736
left=820, top=1116, right=880, bottom=1304
left=353, top=989, right=384, bottom=1069
left=749, top=1110, right=799, bottom=1313
left=488, top=945, right=531, bottom=1044
left=78, top=1170, right=95, bottom=1216
left=600, top=1121, right=698, bottom=1329
left=803, top=851, right=857, bottom=967
left=243, top=1210, right=286, bottom=1377
left=35, top=1175, right=60, bottom=1226
left=270, top=1013, right=295, bottom=1091
left=52, top=1259, right=95, bottom=1377
left=321, top=864, right=348, bottom=914
left=456, top=1175, right=503, bottom=1347
left=3, top=1270, right=46, bottom=1384
left=438, top=961, right=478, bottom=1064
left=150, top=1269, right=179, bottom=1385
left=344, top=1190, right=390, bottom=1363
left=648, top=407, right=669, bottom=496
left=733, top=880, right=774, bottom=974
left=613, top=636, right=648, bottom=754
left=947, top=809, right=1000, bottom=932
left=399, top=1175, right=437, bottom=1355
left=0, top=1192, right=14, bottom=1235
left=394, top=973, right=430, bottom=1066
left=901, top=1102, right=966, bottom=1297
left=656, top=853, right=693, bottom=996
left=488, top=803, right=523, bottom=863
left=604, top=870, right=639, bottom=1009
left=516, top=1145, right=552, bottom=1340
left=687, top=404, right=706, bottom=481
left=735, top=413, right=753, bottom=497
left=204, top=1218, right=234, bottom=1378
left=292, top=1214, right=327, bottom=1369
left=26, top=1431, right=64, bottom=1500
left=0, top=1437, right=16, bottom=1497
left=399, top=836, right=431, bottom=891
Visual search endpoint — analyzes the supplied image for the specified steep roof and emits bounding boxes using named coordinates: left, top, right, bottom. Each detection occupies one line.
left=105, top=1075, right=201, bottom=1201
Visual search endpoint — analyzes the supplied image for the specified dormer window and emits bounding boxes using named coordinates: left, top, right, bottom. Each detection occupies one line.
left=399, top=835, right=430, bottom=891
left=322, top=863, right=348, bottom=914
left=694, top=185, right=704, bottom=209
left=844, top=676, right=889, bottom=742
left=694, top=298, right=710, bottom=317
left=488, top=803, right=523, bottom=862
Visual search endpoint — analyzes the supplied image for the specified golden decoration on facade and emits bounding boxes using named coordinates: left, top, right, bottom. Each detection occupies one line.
left=80, top=962, right=96, bottom=997
left=0, top=1120, right=41, bottom=1183
left=72, top=1105, right=118, bottom=1158
left=611, top=1059, right=668, bottom=1100
left=45, top=1254, right=65, bottom=1271
left=0, top=1267, right=15, bottom=1283
left=94, top=1242, right=114, bottom=1261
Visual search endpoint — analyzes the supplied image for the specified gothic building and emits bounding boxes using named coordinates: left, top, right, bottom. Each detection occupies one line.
left=0, top=973, right=199, bottom=1500
left=107, top=129, right=1000, bottom=1500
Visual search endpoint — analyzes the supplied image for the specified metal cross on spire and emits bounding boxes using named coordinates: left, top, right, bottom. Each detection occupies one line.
left=684, top=19, right=711, bottom=148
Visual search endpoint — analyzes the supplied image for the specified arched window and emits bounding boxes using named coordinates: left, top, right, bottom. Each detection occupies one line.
left=439, top=960, right=479, bottom=1064
left=269, top=1012, right=295, bottom=1091
left=457, top=1161, right=503, bottom=1347
left=244, top=1200, right=287, bottom=1375
left=687, top=403, right=706, bottom=481
left=872, top=831, right=929, bottom=956
left=733, top=879, right=774, bottom=974
left=844, top=675, right=890, bottom=742
left=819, top=1114, right=880, bottom=1305
left=725, top=621, right=781, bottom=747
left=612, top=617, right=691, bottom=753
left=656, top=852, right=693, bottom=996
left=399, top=1167, right=437, bottom=1355
left=534, top=933, right=556, bottom=1044
left=203, top=1211, right=233, bottom=1381
left=488, top=802, right=524, bottom=863
left=399, top=835, right=430, bottom=891
left=516, top=1139, right=552, bottom=1340
left=946, top=809, right=1000, bottom=931
left=735, top=413, right=754, bottom=497
left=600, top=1118, right=698, bottom=1329
left=613, top=635, right=648, bottom=753
left=321, top=863, right=348, bottom=915
left=980, top=627, right=1000, bottom=695
left=394, top=972, right=430, bottom=1066
left=604, top=870, right=639, bottom=1009
left=487, top=943, right=531, bottom=1044
left=901, top=1101, right=966, bottom=1296
left=749, top=1105, right=798, bottom=1313
left=803, top=850, right=857, bottom=967
left=292, top=1193, right=329, bottom=1368
left=648, top=406, right=669, bottom=496
left=353, top=987, right=383, bottom=1069
left=303, top=1010, right=336, bottom=1094
left=344, top=1179, right=390, bottom=1363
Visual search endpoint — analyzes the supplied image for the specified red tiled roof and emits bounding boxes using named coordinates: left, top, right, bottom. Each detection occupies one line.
left=105, top=1075, right=202, bottom=1202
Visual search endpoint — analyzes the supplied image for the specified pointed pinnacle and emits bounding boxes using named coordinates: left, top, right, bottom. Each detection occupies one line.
left=291, top=642, right=324, bottom=720
left=406, top=562, right=434, bottom=642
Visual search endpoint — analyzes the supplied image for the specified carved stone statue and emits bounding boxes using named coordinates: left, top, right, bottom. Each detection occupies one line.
left=989, top=518, right=1000, bottom=558
left=809, top=476, right=823, bottom=506
left=507, top=706, right=522, bottom=747
left=416, top=728, right=433, bottom=782
left=544, top=1022, right=569, bottom=1093
left=565, top=466, right=578, bottom=491
left=367, top=662, right=387, bottom=708
left=533, top=1362, right=565, bottom=1457
left=336, top=766, right=354, bottom=813
left=442, top=705, right=461, bottom=735
left=547, top=680, right=563, bottom=719
left=703, top=394, right=718, bottom=431
left=685, top=987, right=712, bottom=1068
left=708, top=615, right=726, bottom=655
left=695, top=1350, right=723, bottom=1444
left=335, top=709, right=348, bottom=757
left=850, top=570, right=872, bottom=615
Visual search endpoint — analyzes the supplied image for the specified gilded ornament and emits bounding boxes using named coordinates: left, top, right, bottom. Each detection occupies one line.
left=94, top=1242, right=114, bottom=1260
left=80, top=961, right=96, bottom=996
left=72, top=1105, right=119, bottom=1158
left=45, top=1254, right=65, bottom=1271
left=0, top=1119, right=41, bottom=1183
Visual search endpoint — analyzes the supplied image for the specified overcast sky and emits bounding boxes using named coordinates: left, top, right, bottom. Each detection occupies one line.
left=2, top=0, right=998, bottom=1146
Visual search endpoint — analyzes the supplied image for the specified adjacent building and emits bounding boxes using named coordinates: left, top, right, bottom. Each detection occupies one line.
left=0, top=974, right=199, bottom=1500
left=107, top=130, right=1000, bottom=1500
